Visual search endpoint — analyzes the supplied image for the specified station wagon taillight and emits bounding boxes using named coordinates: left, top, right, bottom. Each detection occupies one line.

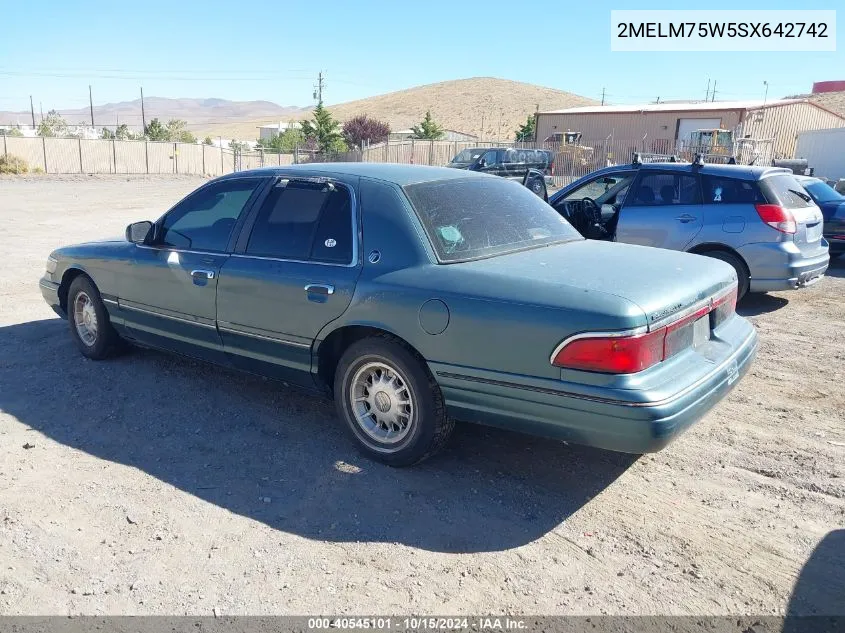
left=551, top=286, right=737, bottom=374
left=754, top=203, right=796, bottom=234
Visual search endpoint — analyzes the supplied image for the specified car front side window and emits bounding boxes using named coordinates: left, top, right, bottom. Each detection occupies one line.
left=159, top=178, right=263, bottom=252
left=563, top=172, right=635, bottom=204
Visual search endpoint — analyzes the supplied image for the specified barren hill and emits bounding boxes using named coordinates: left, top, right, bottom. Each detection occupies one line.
left=0, top=97, right=306, bottom=130
left=202, top=77, right=597, bottom=141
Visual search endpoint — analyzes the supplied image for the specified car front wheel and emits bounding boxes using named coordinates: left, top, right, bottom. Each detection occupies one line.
left=67, top=275, right=123, bottom=359
left=334, top=336, right=454, bottom=467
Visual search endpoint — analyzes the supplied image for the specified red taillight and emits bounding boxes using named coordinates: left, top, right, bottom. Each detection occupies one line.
left=552, top=286, right=737, bottom=374
left=754, top=203, right=796, bottom=234
left=551, top=329, right=664, bottom=374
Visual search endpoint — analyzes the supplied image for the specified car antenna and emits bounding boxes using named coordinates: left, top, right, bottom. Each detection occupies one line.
left=632, top=152, right=642, bottom=166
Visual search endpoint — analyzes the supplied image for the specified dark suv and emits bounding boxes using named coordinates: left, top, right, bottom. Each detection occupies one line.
left=447, top=147, right=554, bottom=194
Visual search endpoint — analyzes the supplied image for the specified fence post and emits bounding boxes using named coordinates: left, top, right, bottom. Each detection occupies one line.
left=384, top=139, right=388, bottom=162
left=78, top=137, right=83, bottom=174
left=144, top=140, right=149, bottom=174
left=220, top=140, right=224, bottom=173
left=174, top=143, right=178, bottom=174
left=2, top=133, right=6, bottom=157
left=202, top=144, right=206, bottom=175
left=429, top=140, right=434, bottom=165
left=112, top=138, right=116, bottom=174
left=42, top=136, right=47, bottom=173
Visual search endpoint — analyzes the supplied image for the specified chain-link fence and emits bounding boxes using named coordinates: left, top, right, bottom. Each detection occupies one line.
left=0, top=133, right=784, bottom=185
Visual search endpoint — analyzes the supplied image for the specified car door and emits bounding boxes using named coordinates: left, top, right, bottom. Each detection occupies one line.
left=477, top=150, right=501, bottom=176
left=615, top=171, right=703, bottom=249
left=216, top=176, right=361, bottom=387
left=119, top=176, right=267, bottom=362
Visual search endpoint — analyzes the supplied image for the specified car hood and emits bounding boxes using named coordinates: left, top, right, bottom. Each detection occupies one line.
left=446, top=162, right=472, bottom=169
left=406, top=240, right=737, bottom=330
left=52, top=237, right=130, bottom=259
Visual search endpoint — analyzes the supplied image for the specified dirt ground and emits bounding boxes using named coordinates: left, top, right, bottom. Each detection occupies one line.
left=0, top=175, right=843, bottom=616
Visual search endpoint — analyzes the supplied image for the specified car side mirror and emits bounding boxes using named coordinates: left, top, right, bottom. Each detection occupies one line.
left=478, top=158, right=487, bottom=168
left=126, top=221, right=153, bottom=244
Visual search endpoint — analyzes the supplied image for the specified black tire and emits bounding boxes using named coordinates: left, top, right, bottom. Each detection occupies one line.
left=700, top=250, right=750, bottom=300
left=67, top=275, right=124, bottom=360
left=334, top=335, right=453, bottom=467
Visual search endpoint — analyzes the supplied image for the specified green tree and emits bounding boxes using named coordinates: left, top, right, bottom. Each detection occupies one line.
left=37, top=110, right=71, bottom=137
left=165, top=119, right=196, bottom=143
left=204, top=136, right=214, bottom=145
left=115, top=124, right=132, bottom=140
left=514, top=115, right=536, bottom=142
left=144, top=118, right=167, bottom=141
left=256, top=126, right=305, bottom=152
left=300, top=103, right=345, bottom=153
left=228, top=139, right=250, bottom=152
left=100, top=128, right=115, bottom=140
left=1, top=126, right=23, bottom=137
left=411, top=110, right=444, bottom=140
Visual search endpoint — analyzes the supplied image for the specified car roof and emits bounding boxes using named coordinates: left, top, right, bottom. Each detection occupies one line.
left=218, top=162, right=494, bottom=186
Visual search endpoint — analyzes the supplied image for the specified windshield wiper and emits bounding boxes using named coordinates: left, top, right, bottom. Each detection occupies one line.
left=788, top=188, right=812, bottom=203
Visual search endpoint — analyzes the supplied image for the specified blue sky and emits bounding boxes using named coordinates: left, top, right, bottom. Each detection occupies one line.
left=0, top=0, right=841, bottom=117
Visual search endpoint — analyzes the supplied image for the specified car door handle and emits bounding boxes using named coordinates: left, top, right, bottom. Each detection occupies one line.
left=305, top=284, right=334, bottom=296
left=675, top=214, right=697, bottom=223
left=191, top=269, right=216, bottom=280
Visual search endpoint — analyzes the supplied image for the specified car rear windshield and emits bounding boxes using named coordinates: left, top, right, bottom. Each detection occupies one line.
left=403, top=177, right=581, bottom=263
left=759, top=174, right=814, bottom=208
left=802, top=179, right=844, bottom=204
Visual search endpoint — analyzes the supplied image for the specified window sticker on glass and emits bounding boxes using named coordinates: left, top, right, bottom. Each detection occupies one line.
left=439, top=225, right=463, bottom=245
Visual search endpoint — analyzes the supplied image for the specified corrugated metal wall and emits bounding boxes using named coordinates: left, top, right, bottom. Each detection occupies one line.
left=536, top=102, right=845, bottom=159
left=536, top=109, right=743, bottom=148
left=738, top=102, right=845, bottom=157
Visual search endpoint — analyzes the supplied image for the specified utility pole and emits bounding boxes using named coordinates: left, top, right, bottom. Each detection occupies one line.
left=480, top=112, right=485, bottom=142
left=705, top=79, right=711, bottom=102
left=601, top=87, right=606, bottom=106
left=89, top=85, right=94, bottom=127
left=140, top=86, right=146, bottom=134
left=534, top=103, right=540, bottom=142
left=763, top=80, right=769, bottom=105
left=29, top=96, right=35, bottom=128
left=711, top=80, right=717, bottom=102
left=313, top=71, right=325, bottom=105
left=39, top=102, right=43, bottom=121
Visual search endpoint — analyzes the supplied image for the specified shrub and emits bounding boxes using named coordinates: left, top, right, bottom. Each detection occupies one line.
left=0, top=154, right=30, bottom=174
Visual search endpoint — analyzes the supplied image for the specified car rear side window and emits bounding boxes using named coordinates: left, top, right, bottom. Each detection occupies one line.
left=627, top=173, right=701, bottom=206
left=701, top=176, right=765, bottom=204
left=245, top=181, right=353, bottom=264
left=759, top=174, right=814, bottom=208
left=403, top=177, right=580, bottom=263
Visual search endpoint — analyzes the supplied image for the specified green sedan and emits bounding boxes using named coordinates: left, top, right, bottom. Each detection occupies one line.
left=40, top=164, right=757, bottom=466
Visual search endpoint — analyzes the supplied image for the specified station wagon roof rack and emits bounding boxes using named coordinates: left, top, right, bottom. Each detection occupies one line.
left=631, top=152, right=680, bottom=166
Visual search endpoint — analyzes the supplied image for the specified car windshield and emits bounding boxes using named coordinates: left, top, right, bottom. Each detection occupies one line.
left=403, top=177, right=581, bottom=263
left=802, top=179, right=844, bottom=204
left=450, top=149, right=485, bottom=163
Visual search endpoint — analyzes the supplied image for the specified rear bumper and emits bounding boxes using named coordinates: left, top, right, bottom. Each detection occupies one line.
left=739, top=240, right=830, bottom=292
left=433, top=317, right=758, bottom=454
left=826, top=235, right=845, bottom=254
left=39, top=277, right=65, bottom=318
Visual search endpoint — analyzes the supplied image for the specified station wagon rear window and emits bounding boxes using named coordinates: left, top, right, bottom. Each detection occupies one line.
left=404, top=177, right=581, bottom=263
left=759, top=174, right=814, bottom=208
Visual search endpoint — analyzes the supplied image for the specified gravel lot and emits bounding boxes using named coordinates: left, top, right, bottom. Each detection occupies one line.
left=0, top=175, right=843, bottom=616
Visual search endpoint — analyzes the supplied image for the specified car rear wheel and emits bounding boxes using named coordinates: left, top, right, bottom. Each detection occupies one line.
left=334, top=336, right=453, bottom=467
left=67, top=275, right=123, bottom=360
left=700, top=250, right=750, bottom=300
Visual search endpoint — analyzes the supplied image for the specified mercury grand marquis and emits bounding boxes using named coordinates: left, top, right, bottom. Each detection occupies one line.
left=40, top=164, right=757, bottom=466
